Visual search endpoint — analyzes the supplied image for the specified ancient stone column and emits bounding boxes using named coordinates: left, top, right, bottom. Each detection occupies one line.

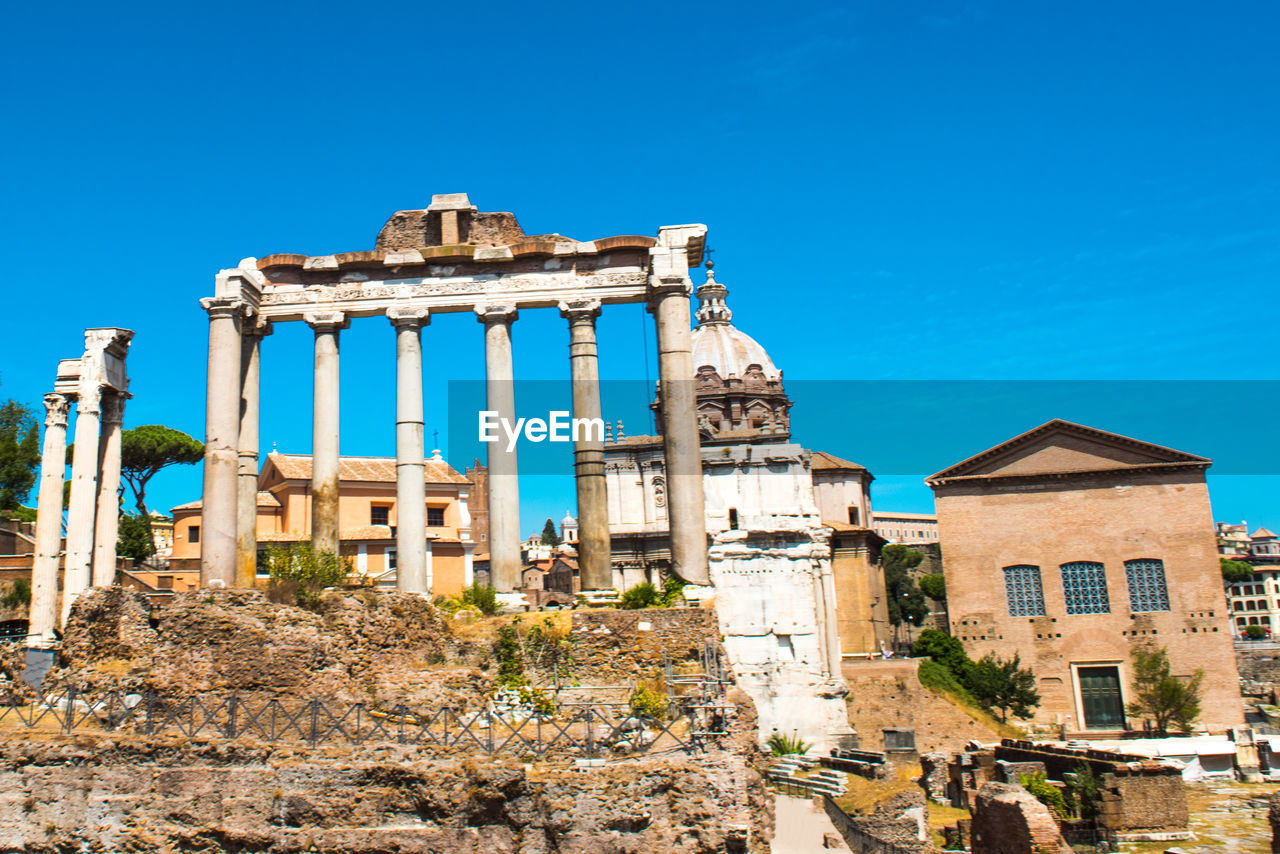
left=236, top=319, right=272, bottom=588
left=814, top=557, right=844, bottom=681
left=199, top=296, right=245, bottom=588
left=305, top=311, right=347, bottom=557
left=91, top=392, right=126, bottom=588
left=62, top=382, right=104, bottom=624
left=475, top=304, right=520, bottom=592
left=27, top=393, right=70, bottom=644
left=649, top=279, right=709, bottom=585
left=559, top=299, right=611, bottom=591
left=388, top=305, right=430, bottom=594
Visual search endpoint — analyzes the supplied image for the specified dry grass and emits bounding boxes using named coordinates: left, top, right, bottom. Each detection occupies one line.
left=833, top=763, right=920, bottom=815
left=922, top=683, right=1026, bottom=740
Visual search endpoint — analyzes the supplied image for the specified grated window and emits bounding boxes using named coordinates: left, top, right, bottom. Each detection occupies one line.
left=1003, top=565, right=1047, bottom=617
left=1061, top=561, right=1111, bottom=615
left=1125, top=559, right=1170, bottom=612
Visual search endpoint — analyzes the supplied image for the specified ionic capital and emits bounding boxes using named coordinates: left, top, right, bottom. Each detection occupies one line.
left=101, top=393, right=128, bottom=426
left=42, top=394, right=69, bottom=428
left=303, top=311, right=349, bottom=332
left=558, top=298, right=602, bottom=323
left=244, top=316, right=274, bottom=339
left=76, top=383, right=106, bottom=416
left=647, top=275, right=692, bottom=298
left=200, top=296, right=248, bottom=320
left=474, top=303, right=518, bottom=325
left=387, top=305, right=431, bottom=329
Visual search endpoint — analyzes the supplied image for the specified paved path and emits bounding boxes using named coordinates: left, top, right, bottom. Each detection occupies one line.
left=771, top=793, right=850, bottom=854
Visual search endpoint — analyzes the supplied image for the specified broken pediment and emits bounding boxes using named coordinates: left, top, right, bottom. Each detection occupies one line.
left=927, top=419, right=1210, bottom=483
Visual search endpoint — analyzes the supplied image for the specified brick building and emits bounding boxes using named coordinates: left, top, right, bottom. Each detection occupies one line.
left=928, top=420, right=1242, bottom=734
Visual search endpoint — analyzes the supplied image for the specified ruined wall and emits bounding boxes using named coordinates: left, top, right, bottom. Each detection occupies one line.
left=569, top=607, right=720, bottom=684
left=993, top=742, right=1187, bottom=832
left=970, top=782, right=1070, bottom=854
left=0, top=740, right=770, bottom=853
left=842, top=659, right=1005, bottom=753
left=824, top=789, right=925, bottom=854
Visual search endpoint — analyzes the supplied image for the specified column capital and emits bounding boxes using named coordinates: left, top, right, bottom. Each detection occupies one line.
left=474, top=303, right=518, bottom=325
left=303, top=311, right=349, bottom=332
left=200, top=296, right=248, bottom=319
left=76, top=383, right=106, bottom=415
left=244, top=316, right=274, bottom=339
left=646, top=275, right=692, bottom=311
left=101, top=392, right=128, bottom=426
left=42, top=394, right=69, bottom=428
left=558, top=298, right=602, bottom=322
left=387, top=305, right=431, bottom=329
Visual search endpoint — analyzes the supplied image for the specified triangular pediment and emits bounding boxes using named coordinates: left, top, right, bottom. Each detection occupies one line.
left=928, top=420, right=1210, bottom=483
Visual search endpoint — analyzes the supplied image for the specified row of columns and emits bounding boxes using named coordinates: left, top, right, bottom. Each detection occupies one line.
left=29, top=383, right=128, bottom=643
left=201, top=272, right=709, bottom=594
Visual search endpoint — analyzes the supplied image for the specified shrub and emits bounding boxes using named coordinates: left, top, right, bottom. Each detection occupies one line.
left=1063, top=764, right=1101, bottom=820
left=619, top=582, right=661, bottom=610
left=264, top=543, right=351, bottom=609
left=917, top=659, right=978, bottom=705
left=1, top=578, right=30, bottom=610
left=766, top=731, right=811, bottom=756
left=1020, top=771, right=1069, bottom=819
left=629, top=683, right=669, bottom=719
left=493, top=623, right=527, bottom=689
left=461, top=582, right=499, bottom=616
left=659, top=576, right=686, bottom=606
left=1245, top=625, right=1268, bottom=640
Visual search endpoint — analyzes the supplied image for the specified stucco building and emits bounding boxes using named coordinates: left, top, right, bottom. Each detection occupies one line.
left=928, top=420, right=1243, bottom=734
left=171, top=451, right=479, bottom=596
left=872, top=511, right=939, bottom=545
left=604, top=265, right=889, bottom=748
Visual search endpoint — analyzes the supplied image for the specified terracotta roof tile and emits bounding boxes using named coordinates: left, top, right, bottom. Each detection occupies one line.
left=172, top=492, right=281, bottom=513
left=810, top=451, right=867, bottom=471
left=266, top=453, right=468, bottom=484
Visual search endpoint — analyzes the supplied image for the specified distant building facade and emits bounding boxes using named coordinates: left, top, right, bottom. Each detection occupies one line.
left=872, top=511, right=939, bottom=545
left=929, top=420, right=1243, bottom=734
left=171, top=451, right=477, bottom=596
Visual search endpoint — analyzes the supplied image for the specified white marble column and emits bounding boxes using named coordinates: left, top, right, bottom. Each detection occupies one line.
left=388, top=305, right=429, bottom=594
left=236, top=319, right=271, bottom=588
left=91, top=393, right=126, bottom=587
left=305, top=311, right=347, bottom=556
left=27, top=394, right=70, bottom=644
left=559, top=298, right=611, bottom=591
left=649, top=279, right=710, bottom=585
left=199, top=296, right=245, bottom=588
left=475, top=304, right=520, bottom=592
left=62, top=382, right=104, bottom=624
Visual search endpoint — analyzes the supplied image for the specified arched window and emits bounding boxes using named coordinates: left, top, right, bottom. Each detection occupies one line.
left=1124, top=559, right=1170, bottom=613
left=1003, top=565, right=1046, bottom=617
left=1060, top=562, right=1110, bottom=615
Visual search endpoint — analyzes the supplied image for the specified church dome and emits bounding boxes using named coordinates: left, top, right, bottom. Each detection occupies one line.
left=690, top=268, right=781, bottom=380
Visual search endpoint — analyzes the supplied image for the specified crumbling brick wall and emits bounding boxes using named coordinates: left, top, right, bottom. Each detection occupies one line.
left=824, top=789, right=925, bottom=854
left=569, top=608, right=721, bottom=683
left=993, top=741, right=1187, bottom=832
left=971, top=782, right=1070, bottom=854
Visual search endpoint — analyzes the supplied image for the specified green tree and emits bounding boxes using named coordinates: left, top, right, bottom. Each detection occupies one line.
left=1125, top=646, right=1204, bottom=735
left=1221, top=557, right=1254, bottom=583
left=968, top=652, right=1041, bottom=722
left=912, top=629, right=973, bottom=681
left=116, top=512, right=156, bottom=561
left=0, top=398, right=41, bottom=514
left=883, top=544, right=929, bottom=631
left=118, top=425, right=203, bottom=547
left=540, top=518, right=561, bottom=546
left=461, top=581, right=499, bottom=616
left=1245, top=624, right=1268, bottom=640
left=919, top=573, right=947, bottom=600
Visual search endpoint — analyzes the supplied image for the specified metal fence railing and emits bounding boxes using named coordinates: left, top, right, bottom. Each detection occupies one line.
left=0, top=685, right=727, bottom=758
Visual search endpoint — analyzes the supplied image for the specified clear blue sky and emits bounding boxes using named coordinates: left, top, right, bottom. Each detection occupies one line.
left=2, top=1, right=1277, bottom=534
